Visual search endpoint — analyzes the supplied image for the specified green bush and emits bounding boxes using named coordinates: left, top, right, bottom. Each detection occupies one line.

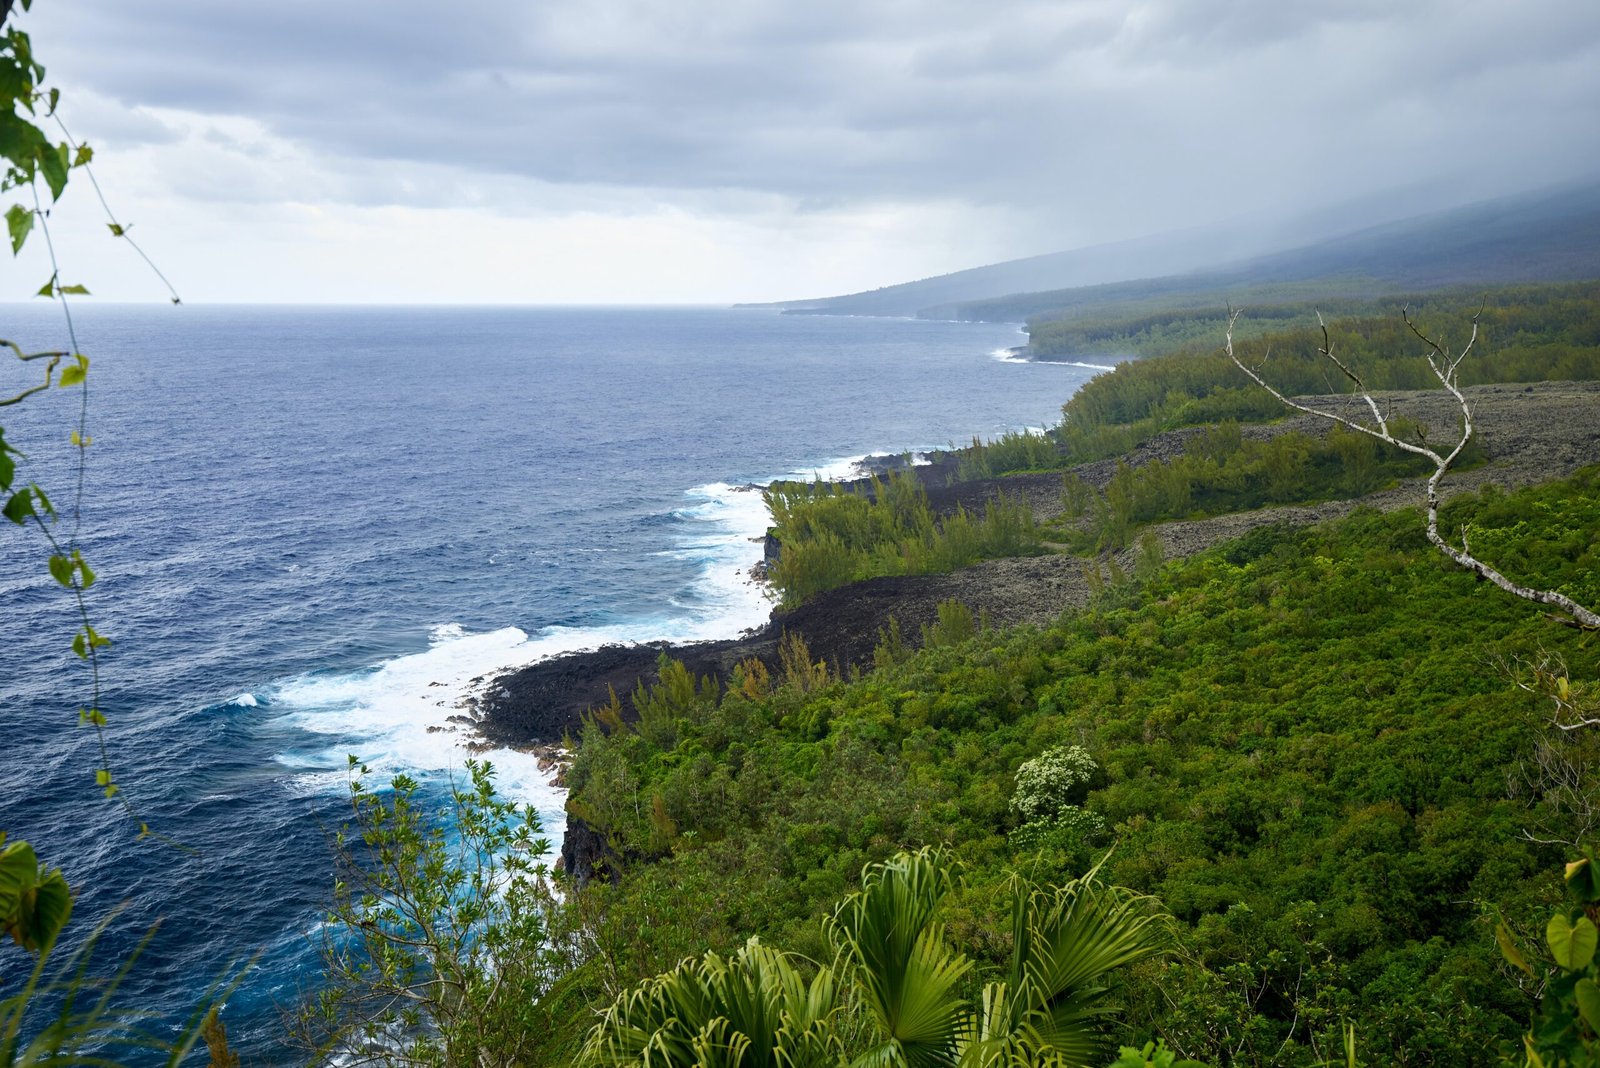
left=765, top=471, right=1041, bottom=605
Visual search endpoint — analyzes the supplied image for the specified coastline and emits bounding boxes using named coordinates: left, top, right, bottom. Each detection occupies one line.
left=461, top=379, right=1600, bottom=878
left=472, top=379, right=1600, bottom=754
left=466, top=447, right=975, bottom=748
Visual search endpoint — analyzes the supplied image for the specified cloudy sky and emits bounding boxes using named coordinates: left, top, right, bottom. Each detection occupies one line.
left=16, top=0, right=1600, bottom=303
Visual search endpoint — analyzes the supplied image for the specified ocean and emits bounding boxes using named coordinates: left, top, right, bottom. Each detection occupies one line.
left=0, top=303, right=1100, bottom=1060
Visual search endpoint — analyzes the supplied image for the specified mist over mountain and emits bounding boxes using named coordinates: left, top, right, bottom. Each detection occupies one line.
left=753, top=180, right=1600, bottom=322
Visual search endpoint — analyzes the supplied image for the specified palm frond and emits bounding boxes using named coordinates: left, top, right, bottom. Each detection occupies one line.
left=828, top=850, right=971, bottom=1068
left=580, top=938, right=844, bottom=1068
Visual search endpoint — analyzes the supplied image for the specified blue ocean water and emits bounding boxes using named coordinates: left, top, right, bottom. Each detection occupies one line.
left=0, top=304, right=1099, bottom=1060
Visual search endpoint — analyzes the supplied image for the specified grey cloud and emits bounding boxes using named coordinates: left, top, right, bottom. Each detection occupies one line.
left=26, top=0, right=1600, bottom=240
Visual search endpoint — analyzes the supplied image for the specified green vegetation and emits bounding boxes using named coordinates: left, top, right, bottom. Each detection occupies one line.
left=298, top=760, right=562, bottom=1068
left=9, top=6, right=1600, bottom=1062
left=763, top=470, right=1041, bottom=606
left=1024, top=279, right=1600, bottom=362
left=955, top=429, right=1061, bottom=479
left=949, top=282, right=1600, bottom=482
left=579, top=848, right=1171, bottom=1066
left=1024, top=287, right=1401, bottom=360
left=545, top=470, right=1600, bottom=1064
left=1506, top=854, right=1600, bottom=1063
left=1052, top=421, right=1474, bottom=552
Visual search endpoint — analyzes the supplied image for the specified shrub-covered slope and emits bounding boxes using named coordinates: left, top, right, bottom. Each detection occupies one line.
left=553, top=471, right=1600, bottom=1064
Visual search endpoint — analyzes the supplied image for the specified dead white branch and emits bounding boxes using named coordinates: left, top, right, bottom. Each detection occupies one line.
left=1224, top=307, right=1600, bottom=631
left=1506, top=651, right=1600, bottom=733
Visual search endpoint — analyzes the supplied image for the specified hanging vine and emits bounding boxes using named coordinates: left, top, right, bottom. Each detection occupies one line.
left=3, top=0, right=179, bottom=828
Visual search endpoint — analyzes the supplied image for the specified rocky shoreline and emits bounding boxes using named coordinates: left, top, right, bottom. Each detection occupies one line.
left=473, top=380, right=1600, bottom=759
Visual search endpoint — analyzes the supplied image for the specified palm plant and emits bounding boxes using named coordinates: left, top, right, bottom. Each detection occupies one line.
left=825, top=850, right=973, bottom=1068
left=579, top=849, right=1173, bottom=1068
left=955, top=863, right=1172, bottom=1066
left=580, top=938, right=842, bottom=1067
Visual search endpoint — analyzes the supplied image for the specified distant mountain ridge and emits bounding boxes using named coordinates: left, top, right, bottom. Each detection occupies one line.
left=751, top=181, right=1600, bottom=323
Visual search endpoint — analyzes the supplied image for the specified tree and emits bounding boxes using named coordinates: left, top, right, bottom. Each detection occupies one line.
left=297, top=759, right=559, bottom=1068
left=1224, top=307, right=1599, bottom=630
left=1009, top=746, right=1107, bottom=858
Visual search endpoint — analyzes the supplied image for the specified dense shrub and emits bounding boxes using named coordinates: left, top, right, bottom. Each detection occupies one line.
left=549, top=469, right=1600, bottom=1065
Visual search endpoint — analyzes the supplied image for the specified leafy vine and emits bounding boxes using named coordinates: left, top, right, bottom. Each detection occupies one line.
left=3, top=0, right=178, bottom=828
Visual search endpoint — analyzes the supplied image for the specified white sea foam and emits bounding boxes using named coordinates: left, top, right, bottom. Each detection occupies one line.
left=781, top=451, right=934, bottom=483
left=262, top=444, right=954, bottom=854
left=263, top=464, right=787, bottom=836
left=989, top=347, right=1117, bottom=373
left=791, top=454, right=871, bottom=482
left=230, top=693, right=259, bottom=707
left=268, top=625, right=569, bottom=861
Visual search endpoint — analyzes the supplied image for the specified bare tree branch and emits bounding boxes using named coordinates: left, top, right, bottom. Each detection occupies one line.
left=1225, top=307, right=1600, bottom=631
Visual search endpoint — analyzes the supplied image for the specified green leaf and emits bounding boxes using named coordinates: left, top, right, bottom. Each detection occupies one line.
left=48, top=553, right=73, bottom=586
left=3, top=488, right=33, bottom=524
left=1546, top=912, right=1598, bottom=970
left=58, top=353, right=88, bottom=386
left=1566, top=857, right=1600, bottom=903
left=75, top=552, right=96, bottom=588
left=1577, top=977, right=1600, bottom=1030
left=5, top=202, right=32, bottom=253
left=38, top=141, right=68, bottom=200
left=71, top=142, right=92, bottom=167
left=36, top=274, right=54, bottom=297
left=27, top=868, right=71, bottom=950
left=0, top=840, right=73, bottom=954
left=57, top=282, right=89, bottom=295
left=71, top=631, right=86, bottom=658
left=0, top=840, right=33, bottom=921
left=106, top=222, right=125, bottom=237
left=1497, top=920, right=1533, bottom=976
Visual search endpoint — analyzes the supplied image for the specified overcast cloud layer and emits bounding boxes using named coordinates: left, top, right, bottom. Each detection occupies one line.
left=18, top=0, right=1600, bottom=302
